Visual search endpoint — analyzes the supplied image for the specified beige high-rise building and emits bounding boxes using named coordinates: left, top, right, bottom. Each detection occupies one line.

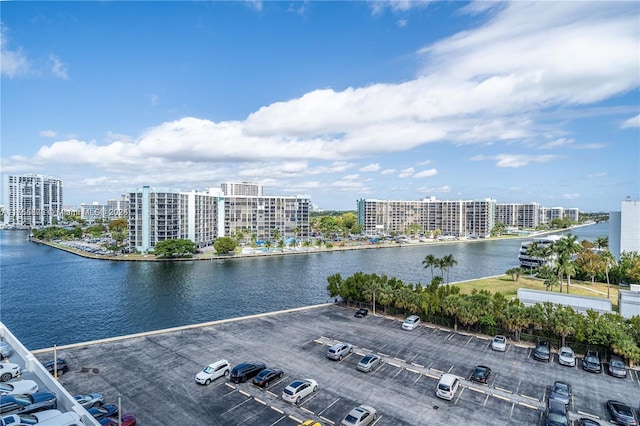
left=2, top=174, right=63, bottom=227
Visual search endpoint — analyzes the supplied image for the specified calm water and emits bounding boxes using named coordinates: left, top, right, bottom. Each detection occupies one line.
left=0, top=223, right=608, bottom=350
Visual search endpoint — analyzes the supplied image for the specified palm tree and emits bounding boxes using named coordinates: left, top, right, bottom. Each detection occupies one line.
left=595, top=236, right=608, bottom=250
left=500, top=303, right=528, bottom=341
left=553, top=234, right=581, bottom=293
left=600, top=250, right=617, bottom=299
left=525, top=241, right=542, bottom=272
left=277, top=239, right=285, bottom=251
left=551, top=305, right=578, bottom=348
left=506, top=267, right=523, bottom=282
left=272, top=228, right=281, bottom=242
left=441, top=254, right=457, bottom=284
left=422, top=254, right=438, bottom=281
left=363, top=275, right=384, bottom=315
left=442, top=294, right=462, bottom=331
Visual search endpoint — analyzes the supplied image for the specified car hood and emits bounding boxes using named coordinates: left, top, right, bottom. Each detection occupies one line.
left=195, top=371, right=212, bottom=379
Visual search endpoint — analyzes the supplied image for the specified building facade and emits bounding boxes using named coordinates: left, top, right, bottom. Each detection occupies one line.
left=357, top=197, right=496, bottom=238
left=220, top=182, right=264, bottom=197
left=2, top=174, right=63, bottom=227
left=609, top=198, right=640, bottom=260
left=80, top=195, right=129, bottom=224
left=495, top=203, right=540, bottom=228
left=128, top=184, right=310, bottom=253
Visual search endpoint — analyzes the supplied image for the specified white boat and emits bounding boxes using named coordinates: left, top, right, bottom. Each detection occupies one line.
left=518, top=235, right=564, bottom=268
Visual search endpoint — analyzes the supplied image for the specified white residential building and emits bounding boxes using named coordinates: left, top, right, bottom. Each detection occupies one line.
left=609, top=198, right=640, bottom=260
left=2, top=174, right=63, bottom=227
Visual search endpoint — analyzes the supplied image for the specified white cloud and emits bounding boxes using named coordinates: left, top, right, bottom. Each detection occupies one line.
left=381, top=169, right=396, bottom=175
left=417, top=185, right=451, bottom=193
left=39, top=130, right=57, bottom=138
left=397, top=19, right=407, bottom=27
left=472, top=153, right=559, bottom=168
left=621, top=114, right=640, bottom=128
left=562, top=193, right=580, bottom=200
left=1, top=25, right=30, bottom=78
left=150, top=94, right=159, bottom=106
left=398, top=167, right=414, bottom=178
left=413, top=168, right=438, bottom=178
left=246, top=0, right=263, bottom=12
left=49, top=54, right=68, bottom=79
left=417, top=160, right=431, bottom=166
left=359, top=163, right=380, bottom=172
left=587, top=172, right=607, bottom=178
left=539, top=138, right=574, bottom=149
left=369, top=0, right=430, bottom=14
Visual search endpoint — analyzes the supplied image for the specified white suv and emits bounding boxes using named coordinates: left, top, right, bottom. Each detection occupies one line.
left=402, top=315, right=421, bottom=331
left=195, top=359, right=231, bottom=385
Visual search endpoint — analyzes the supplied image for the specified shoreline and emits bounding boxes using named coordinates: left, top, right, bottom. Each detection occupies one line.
left=27, top=223, right=595, bottom=262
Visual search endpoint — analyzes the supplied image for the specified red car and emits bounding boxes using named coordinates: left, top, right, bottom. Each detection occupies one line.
left=99, top=413, right=136, bottom=426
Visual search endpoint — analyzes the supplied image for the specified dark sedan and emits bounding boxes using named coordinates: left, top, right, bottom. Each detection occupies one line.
left=0, top=391, right=56, bottom=415
left=534, top=341, right=551, bottom=362
left=230, top=362, right=266, bottom=384
left=252, top=368, right=284, bottom=388
left=583, top=350, right=602, bottom=373
left=470, top=365, right=492, bottom=384
left=88, top=404, right=119, bottom=421
left=608, top=356, right=628, bottom=379
left=354, top=309, right=368, bottom=318
left=42, top=358, right=69, bottom=376
left=607, top=400, right=638, bottom=426
left=549, top=381, right=572, bottom=407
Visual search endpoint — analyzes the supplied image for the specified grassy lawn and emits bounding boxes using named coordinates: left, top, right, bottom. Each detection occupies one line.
left=456, top=275, right=620, bottom=309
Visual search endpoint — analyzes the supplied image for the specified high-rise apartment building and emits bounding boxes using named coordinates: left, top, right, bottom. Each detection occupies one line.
left=128, top=185, right=310, bottom=253
left=220, top=182, right=264, bottom=197
left=495, top=203, right=540, bottom=228
left=2, top=174, right=63, bottom=227
left=609, top=198, right=640, bottom=260
left=357, top=197, right=496, bottom=238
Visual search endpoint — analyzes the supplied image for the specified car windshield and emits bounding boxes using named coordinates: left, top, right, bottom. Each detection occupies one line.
left=560, top=350, right=573, bottom=357
left=0, top=383, right=13, bottom=392
left=12, top=394, right=30, bottom=404
left=553, top=386, right=569, bottom=396
left=494, top=337, right=505, bottom=343
left=361, top=356, right=373, bottom=363
left=610, top=360, right=624, bottom=368
left=202, top=366, right=213, bottom=374
left=537, top=345, right=549, bottom=354
left=613, top=403, right=633, bottom=416
left=438, top=383, right=451, bottom=391
left=344, top=414, right=358, bottom=422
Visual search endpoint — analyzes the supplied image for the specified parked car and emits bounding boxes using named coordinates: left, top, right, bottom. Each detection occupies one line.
left=0, top=409, right=63, bottom=425
left=299, top=421, right=322, bottom=426
left=491, top=335, right=507, bottom=352
left=470, top=365, right=491, bottom=384
left=436, top=373, right=460, bottom=401
left=281, top=379, right=317, bottom=404
left=252, top=368, right=283, bottom=387
left=0, top=381, right=38, bottom=396
left=340, top=405, right=377, bottom=426
left=73, top=393, right=104, bottom=408
left=230, top=362, right=266, bottom=384
left=87, top=404, right=118, bottom=421
left=549, top=381, right=572, bottom=407
left=99, top=413, right=136, bottom=426
left=0, top=364, right=21, bottom=383
left=577, top=418, right=601, bottom=426
left=606, top=400, right=638, bottom=426
left=195, top=359, right=230, bottom=385
left=0, top=392, right=56, bottom=415
left=558, top=347, right=576, bottom=367
left=327, top=343, right=353, bottom=361
left=41, top=359, right=69, bottom=376
left=36, top=412, right=82, bottom=426
left=402, top=315, right=421, bottom=331
left=0, top=341, right=12, bottom=359
left=354, top=309, right=368, bottom=318
left=357, top=354, right=383, bottom=373
left=546, top=398, right=569, bottom=426
left=583, top=350, right=602, bottom=373
left=534, top=341, right=551, bottom=362
left=608, top=356, right=628, bottom=379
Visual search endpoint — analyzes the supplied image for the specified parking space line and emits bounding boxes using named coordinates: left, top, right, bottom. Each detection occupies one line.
left=300, top=406, right=315, bottom=415
left=577, top=411, right=600, bottom=419
left=494, top=386, right=512, bottom=394
left=288, top=415, right=303, bottom=424
left=255, top=397, right=266, bottom=405
left=319, top=415, right=335, bottom=425
left=519, top=393, right=539, bottom=402
left=377, top=351, right=389, bottom=357
left=267, top=390, right=278, bottom=398
left=225, top=382, right=236, bottom=390
left=446, top=333, right=455, bottom=341
left=425, top=372, right=439, bottom=380
left=220, top=396, right=253, bottom=415
left=447, top=365, right=455, bottom=373
left=392, top=369, right=403, bottom=379
left=454, top=387, right=465, bottom=405
left=518, top=401, right=538, bottom=410
left=239, top=389, right=251, bottom=397
left=361, top=347, right=371, bottom=353
left=468, top=386, right=485, bottom=394
left=431, top=367, right=444, bottom=374
left=389, top=361, right=402, bottom=368
left=492, top=393, right=511, bottom=402
left=465, top=336, right=473, bottom=346
left=318, top=397, right=341, bottom=416
left=271, top=406, right=284, bottom=415
left=394, top=357, right=406, bottom=362
left=412, top=362, right=424, bottom=368
left=313, top=339, right=324, bottom=344
left=483, top=394, right=489, bottom=406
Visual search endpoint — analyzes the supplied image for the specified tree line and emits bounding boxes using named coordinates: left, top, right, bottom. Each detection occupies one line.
left=326, top=271, right=640, bottom=364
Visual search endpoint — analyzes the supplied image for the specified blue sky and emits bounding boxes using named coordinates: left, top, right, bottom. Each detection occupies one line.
left=1, top=1, right=638, bottom=212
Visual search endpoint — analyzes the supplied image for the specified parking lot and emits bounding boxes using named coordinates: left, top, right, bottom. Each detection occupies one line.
left=35, top=304, right=640, bottom=425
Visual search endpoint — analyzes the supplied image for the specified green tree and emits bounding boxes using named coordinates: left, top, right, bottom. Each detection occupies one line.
left=441, top=254, right=457, bottom=284
left=553, top=233, right=581, bottom=293
left=272, top=228, right=281, bottom=242
left=551, top=305, right=578, bottom=347
left=506, top=267, right=523, bottom=282
left=363, top=274, right=385, bottom=314
left=422, top=254, right=438, bottom=282
left=600, top=250, right=617, bottom=299
left=442, top=294, right=462, bottom=331
left=500, top=302, right=529, bottom=341
left=213, top=236, right=237, bottom=254
left=154, top=239, right=196, bottom=257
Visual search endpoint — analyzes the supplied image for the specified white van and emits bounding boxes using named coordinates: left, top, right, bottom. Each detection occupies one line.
left=436, top=373, right=460, bottom=400
left=402, top=315, right=421, bottom=331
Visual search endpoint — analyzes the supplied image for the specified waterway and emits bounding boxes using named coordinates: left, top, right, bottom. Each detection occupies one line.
left=0, top=223, right=608, bottom=350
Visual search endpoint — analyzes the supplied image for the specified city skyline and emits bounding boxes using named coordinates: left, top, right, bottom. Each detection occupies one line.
left=1, top=1, right=638, bottom=212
